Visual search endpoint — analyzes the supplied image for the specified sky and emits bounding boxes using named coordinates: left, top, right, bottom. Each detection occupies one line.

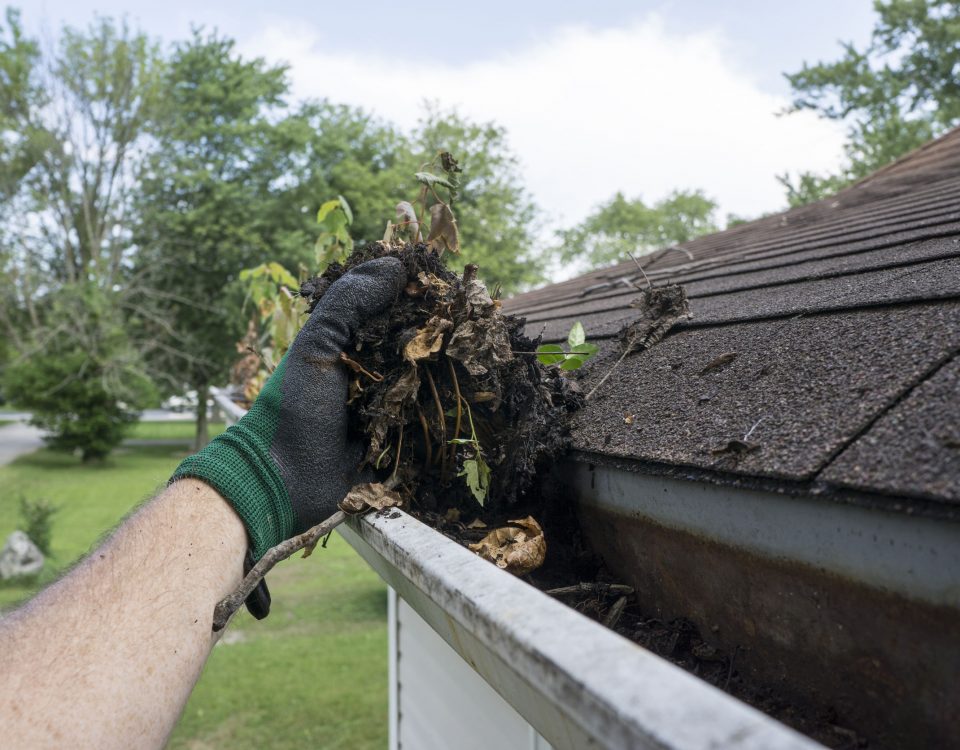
left=22, top=1, right=877, bottom=257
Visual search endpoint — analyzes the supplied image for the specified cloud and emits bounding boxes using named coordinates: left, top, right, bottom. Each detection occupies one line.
left=242, top=16, right=845, bottom=242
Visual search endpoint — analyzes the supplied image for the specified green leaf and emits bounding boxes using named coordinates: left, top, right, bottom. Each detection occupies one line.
left=570, top=342, right=599, bottom=358
left=560, top=355, right=586, bottom=371
left=415, top=171, right=456, bottom=190
left=567, top=321, right=586, bottom=348
left=536, top=344, right=565, bottom=366
left=337, top=194, right=353, bottom=225
left=316, top=198, right=342, bottom=224
left=459, top=455, right=491, bottom=505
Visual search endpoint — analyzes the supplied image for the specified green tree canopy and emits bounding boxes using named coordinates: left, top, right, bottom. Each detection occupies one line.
left=554, top=190, right=719, bottom=270
left=781, top=0, right=960, bottom=206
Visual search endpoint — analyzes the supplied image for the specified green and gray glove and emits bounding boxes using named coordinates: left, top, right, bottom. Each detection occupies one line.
left=172, top=257, right=405, bottom=616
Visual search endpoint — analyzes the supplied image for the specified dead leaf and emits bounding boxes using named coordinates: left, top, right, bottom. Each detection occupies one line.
left=339, top=482, right=403, bottom=514
left=426, top=203, right=460, bottom=255
left=403, top=316, right=453, bottom=364
left=621, top=285, right=691, bottom=355
left=468, top=516, right=546, bottom=576
left=466, top=518, right=487, bottom=529
left=446, top=318, right=514, bottom=377
left=699, top=352, right=738, bottom=376
left=444, top=507, right=461, bottom=523
left=471, top=391, right=496, bottom=403
left=366, top=367, right=420, bottom=463
left=623, top=412, right=635, bottom=425
left=395, top=201, right=421, bottom=242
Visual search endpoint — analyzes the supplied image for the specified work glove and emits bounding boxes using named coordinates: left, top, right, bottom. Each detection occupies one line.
left=172, top=257, right=405, bottom=617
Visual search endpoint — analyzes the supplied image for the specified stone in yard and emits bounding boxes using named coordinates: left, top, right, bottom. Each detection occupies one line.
left=0, top=531, right=44, bottom=579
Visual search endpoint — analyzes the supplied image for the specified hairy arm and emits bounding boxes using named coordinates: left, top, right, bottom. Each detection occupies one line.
left=0, top=479, right=246, bottom=749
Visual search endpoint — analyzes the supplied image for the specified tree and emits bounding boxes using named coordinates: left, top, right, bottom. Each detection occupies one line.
left=407, top=108, right=542, bottom=294
left=780, top=0, right=960, bottom=206
left=135, top=31, right=318, bottom=449
left=3, top=284, right=155, bottom=461
left=555, top=190, right=719, bottom=270
left=0, top=13, right=162, bottom=457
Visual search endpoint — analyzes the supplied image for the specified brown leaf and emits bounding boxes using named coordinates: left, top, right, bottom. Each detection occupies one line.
left=395, top=201, right=421, bottom=242
left=446, top=318, right=514, bottom=378
left=403, top=316, right=453, bottom=364
left=339, top=482, right=403, bottom=515
left=466, top=518, right=487, bottom=529
left=699, top=351, right=738, bottom=376
left=468, top=516, right=546, bottom=576
left=426, top=203, right=460, bottom=255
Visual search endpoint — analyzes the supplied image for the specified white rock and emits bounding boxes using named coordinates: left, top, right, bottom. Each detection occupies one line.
left=0, top=531, right=44, bottom=579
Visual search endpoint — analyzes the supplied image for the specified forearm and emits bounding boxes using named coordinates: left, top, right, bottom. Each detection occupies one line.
left=0, top=479, right=247, bottom=749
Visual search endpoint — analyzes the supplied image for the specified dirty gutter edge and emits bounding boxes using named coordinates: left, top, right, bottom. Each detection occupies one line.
left=339, top=510, right=823, bottom=750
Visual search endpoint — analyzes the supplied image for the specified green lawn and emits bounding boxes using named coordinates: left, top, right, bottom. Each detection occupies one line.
left=126, top=420, right=226, bottom=441
left=0, top=427, right=388, bottom=749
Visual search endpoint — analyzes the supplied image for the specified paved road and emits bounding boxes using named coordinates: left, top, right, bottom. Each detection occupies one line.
left=0, top=422, right=45, bottom=466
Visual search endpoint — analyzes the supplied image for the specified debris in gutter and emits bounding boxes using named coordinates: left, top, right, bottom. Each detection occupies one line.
left=468, top=516, right=546, bottom=575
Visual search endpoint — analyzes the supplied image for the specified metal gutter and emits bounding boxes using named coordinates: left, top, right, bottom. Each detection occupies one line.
left=339, top=510, right=823, bottom=750
left=209, top=386, right=246, bottom=426
left=567, top=462, right=960, bottom=606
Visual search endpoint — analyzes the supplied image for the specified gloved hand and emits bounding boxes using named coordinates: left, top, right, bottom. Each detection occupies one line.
left=172, top=257, right=405, bottom=616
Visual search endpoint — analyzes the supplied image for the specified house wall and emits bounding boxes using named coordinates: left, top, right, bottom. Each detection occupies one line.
left=389, top=588, right=552, bottom=750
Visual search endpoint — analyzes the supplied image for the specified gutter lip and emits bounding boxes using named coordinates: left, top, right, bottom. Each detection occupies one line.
left=567, top=449, right=960, bottom=522
left=340, top=508, right=824, bottom=750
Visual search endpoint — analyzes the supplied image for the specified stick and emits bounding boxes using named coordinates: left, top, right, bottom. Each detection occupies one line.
left=446, top=357, right=463, bottom=465
left=545, top=583, right=634, bottom=596
left=213, top=511, right=347, bottom=631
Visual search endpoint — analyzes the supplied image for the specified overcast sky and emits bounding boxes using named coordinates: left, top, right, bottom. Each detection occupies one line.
left=23, top=1, right=877, bottom=251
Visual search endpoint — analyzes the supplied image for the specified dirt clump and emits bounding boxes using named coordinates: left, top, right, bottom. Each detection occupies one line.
left=301, top=242, right=581, bottom=520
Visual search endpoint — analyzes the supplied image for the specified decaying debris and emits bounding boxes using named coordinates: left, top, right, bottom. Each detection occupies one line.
left=468, top=516, right=546, bottom=576
left=302, top=243, right=580, bottom=517
left=586, top=285, right=691, bottom=400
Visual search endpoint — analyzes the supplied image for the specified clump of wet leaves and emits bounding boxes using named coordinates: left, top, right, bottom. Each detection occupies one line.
left=301, top=242, right=581, bottom=522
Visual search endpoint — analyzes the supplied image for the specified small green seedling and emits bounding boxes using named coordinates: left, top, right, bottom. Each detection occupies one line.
left=535, top=322, right=599, bottom=371
left=449, top=398, right=491, bottom=505
left=315, top=195, right=354, bottom=268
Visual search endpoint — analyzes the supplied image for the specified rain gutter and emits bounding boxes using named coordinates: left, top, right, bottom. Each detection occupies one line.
left=339, top=510, right=823, bottom=750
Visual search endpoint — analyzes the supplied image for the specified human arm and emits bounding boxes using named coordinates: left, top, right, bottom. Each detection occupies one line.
left=0, top=256, right=406, bottom=749
left=0, top=479, right=246, bottom=749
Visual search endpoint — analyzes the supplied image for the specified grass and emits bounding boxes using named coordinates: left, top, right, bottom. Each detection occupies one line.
left=0, top=425, right=388, bottom=749
left=125, top=420, right=226, bottom=441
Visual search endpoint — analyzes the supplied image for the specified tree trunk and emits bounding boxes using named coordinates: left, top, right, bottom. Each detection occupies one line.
left=194, top=382, right=209, bottom=451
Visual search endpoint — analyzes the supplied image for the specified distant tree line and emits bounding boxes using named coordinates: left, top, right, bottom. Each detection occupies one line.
left=0, top=0, right=954, bottom=459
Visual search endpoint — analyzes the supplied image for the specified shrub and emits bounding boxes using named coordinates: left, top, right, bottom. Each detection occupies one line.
left=3, top=283, right=156, bottom=462
left=18, top=496, right=58, bottom=556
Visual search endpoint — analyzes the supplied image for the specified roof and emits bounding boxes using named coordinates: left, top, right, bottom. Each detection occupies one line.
left=504, top=127, right=960, bottom=512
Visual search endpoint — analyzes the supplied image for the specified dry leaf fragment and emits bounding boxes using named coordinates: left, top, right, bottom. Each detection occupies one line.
left=403, top=316, right=453, bottom=364
left=699, top=351, right=738, bottom=376
left=446, top=318, right=514, bottom=377
left=395, top=201, right=421, bottom=242
left=468, top=516, right=546, bottom=576
left=466, top=518, right=487, bottom=529
left=623, top=412, right=635, bottom=425
left=339, top=482, right=403, bottom=514
left=426, top=203, right=460, bottom=255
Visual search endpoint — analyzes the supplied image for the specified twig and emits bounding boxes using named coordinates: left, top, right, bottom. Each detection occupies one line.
left=585, top=347, right=631, bottom=401
left=602, top=595, right=628, bottom=629
left=415, top=404, right=433, bottom=468
left=725, top=645, right=739, bottom=690
left=392, top=427, right=403, bottom=482
left=446, top=358, right=463, bottom=464
left=212, top=510, right=347, bottom=631
left=545, top=583, right=634, bottom=597
left=626, top=251, right=653, bottom=290
left=424, top=366, right=447, bottom=477
left=743, top=416, right=766, bottom=441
